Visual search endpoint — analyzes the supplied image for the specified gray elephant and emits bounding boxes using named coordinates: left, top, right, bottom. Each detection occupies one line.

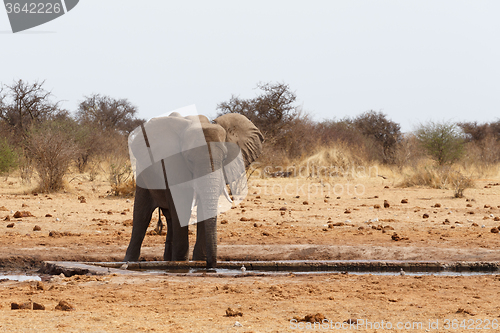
left=124, top=112, right=263, bottom=268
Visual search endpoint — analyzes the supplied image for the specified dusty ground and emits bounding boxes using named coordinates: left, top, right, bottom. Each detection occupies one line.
left=1, top=173, right=500, bottom=332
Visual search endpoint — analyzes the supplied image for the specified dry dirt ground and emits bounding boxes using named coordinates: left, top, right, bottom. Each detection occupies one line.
left=1, top=174, right=500, bottom=332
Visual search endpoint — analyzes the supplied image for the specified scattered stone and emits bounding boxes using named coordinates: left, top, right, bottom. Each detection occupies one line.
left=0, top=206, right=8, bottom=211
left=472, top=223, right=479, bottom=227
left=49, top=231, right=80, bottom=237
left=33, top=225, right=41, bottom=231
left=491, top=227, right=499, bottom=234
left=253, top=222, right=262, bottom=227
left=344, top=210, right=351, bottom=214
left=55, top=218, right=60, bottom=222
left=122, top=219, right=133, bottom=226
left=401, top=199, right=408, bottom=204
left=262, top=231, right=270, bottom=236
left=494, top=217, right=500, bottom=222
left=466, top=203, right=472, bottom=207
left=225, top=307, right=243, bottom=317
left=384, top=200, right=390, bottom=208
left=329, top=222, right=345, bottom=227
left=7, top=223, right=14, bottom=228
left=303, top=201, right=309, bottom=205
left=220, top=219, right=228, bottom=224
left=384, top=186, right=389, bottom=188
left=391, top=233, right=408, bottom=241
left=4, top=215, right=10, bottom=221
left=240, top=217, right=252, bottom=221
left=422, top=213, right=429, bottom=219
left=484, top=204, right=491, bottom=208
left=11, top=302, right=31, bottom=310
left=33, top=302, right=45, bottom=310
left=107, top=211, right=113, bottom=215
left=45, top=214, right=52, bottom=217
left=456, top=308, right=475, bottom=315
left=55, top=300, right=75, bottom=311
left=279, top=207, right=287, bottom=211
left=373, top=204, right=381, bottom=209
left=344, top=319, right=357, bottom=324
left=293, top=313, right=326, bottom=323
left=13, top=211, right=34, bottom=218
left=22, top=203, right=28, bottom=207
left=434, top=203, right=441, bottom=208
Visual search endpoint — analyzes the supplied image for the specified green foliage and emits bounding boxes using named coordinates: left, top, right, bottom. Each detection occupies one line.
left=0, top=137, right=17, bottom=174
left=415, top=121, right=465, bottom=165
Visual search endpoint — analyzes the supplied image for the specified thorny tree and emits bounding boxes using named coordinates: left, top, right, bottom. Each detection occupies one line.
left=0, top=79, right=61, bottom=136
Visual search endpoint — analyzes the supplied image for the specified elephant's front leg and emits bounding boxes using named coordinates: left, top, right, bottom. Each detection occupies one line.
left=171, top=218, right=189, bottom=261
left=124, top=187, right=156, bottom=261
left=192, top=221, right=206, bottom=261
left=162, top=208, right=173, bottom=261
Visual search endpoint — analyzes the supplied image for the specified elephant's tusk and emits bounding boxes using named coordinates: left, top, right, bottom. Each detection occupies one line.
left=223, top=186, right=233, bottom=203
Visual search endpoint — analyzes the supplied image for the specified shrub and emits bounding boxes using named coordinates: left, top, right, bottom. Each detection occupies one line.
left=415, top=121, right=465, bottom=165
left=0, top=138, right=17, bottom=175
left=26, top=122, right=79, bottom=192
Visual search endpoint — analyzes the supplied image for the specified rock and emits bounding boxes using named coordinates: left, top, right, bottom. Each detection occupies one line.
left=233, top=321, right=243, bottom=327
left=55, top=300, right=75, bottom=311
left=344, top=319, right=358, bottom=324
left=303, top=201, right=309, bottom=205
left=0, top=206, right=8, bottom=211
left=13, top=211, right=34, bottom=218
left=11, top=302, right=32, bottom=310
left=384, top=200, right=390, bottom=208
left=225, top=307, right=243, bottom=317
left=220, top=219, right=228, bottom=224
left=37, top=281, right=45, bottom=290
left=491, top=227, right=499, bottom=234
left=384, top=186, right=389, bottom=188
left=240, top=217, right=251, bottom=221
left=422, top=213, right=429, bottom=219
left=33, top=302, right=45, bottom=310
left=373, top=204, right=381, bottom=209
left=434, top=203, right=441, bottom=208
left=22, top=203, right=28, bottom=207
left=279, top=207, right=287, bottom=211
left=4, top=215, right=10, bottom=221
left=401, top=199, right=408, bottom=204
left=33, top=225, right=41, bottom=231
left=293, top=313, right=326, bottom=323
left=55, top=218, right=60, bottom=222
left=6, top=223, right=14, bottom=228
left=494, top=217, right=500, bottom=222
left=466, top=203, right=472, bottom=207
left=472, top=223, right=479, bottom=227
left=45, top=214, right=52, bottom=217
left=122, top=219, right=133, bottom=226
left=344, top=210, right=351, bottom=214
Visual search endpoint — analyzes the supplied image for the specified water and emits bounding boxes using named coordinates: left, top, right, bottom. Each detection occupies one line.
left=131, top=268, right=500, bottom=277
left=0, top=274, right=41, bottom=282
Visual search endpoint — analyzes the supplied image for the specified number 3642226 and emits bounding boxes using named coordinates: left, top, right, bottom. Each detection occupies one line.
left=5, top=3, right=62, bottom=14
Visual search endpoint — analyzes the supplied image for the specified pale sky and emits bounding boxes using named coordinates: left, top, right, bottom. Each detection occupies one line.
left=1, top=1, right=499, bottom=132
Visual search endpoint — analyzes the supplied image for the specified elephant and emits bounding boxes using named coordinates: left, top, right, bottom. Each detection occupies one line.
left=124, top=111, right=263, bottom=268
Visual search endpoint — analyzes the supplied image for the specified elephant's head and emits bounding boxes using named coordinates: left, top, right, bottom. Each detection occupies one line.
left=128, top=109, right=263, bottom=267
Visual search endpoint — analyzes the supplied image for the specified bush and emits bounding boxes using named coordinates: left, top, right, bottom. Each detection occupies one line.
left=352, top=111, right=402, bottom=164
left=415, top=121, right=465, bottom=165
left=0, top=138, right=17, bottom=175
left=26, top=122, right=79, bottom=192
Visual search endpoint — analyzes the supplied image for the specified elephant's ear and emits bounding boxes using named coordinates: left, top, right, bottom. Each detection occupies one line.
left=213, top=113, right=264, bottom=167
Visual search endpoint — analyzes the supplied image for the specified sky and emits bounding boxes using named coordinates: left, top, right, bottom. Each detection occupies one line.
left=1, top=1, right=499, bottom=132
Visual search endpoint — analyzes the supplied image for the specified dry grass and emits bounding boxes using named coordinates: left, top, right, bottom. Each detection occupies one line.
left=398, top=161, right=476, bottom=197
